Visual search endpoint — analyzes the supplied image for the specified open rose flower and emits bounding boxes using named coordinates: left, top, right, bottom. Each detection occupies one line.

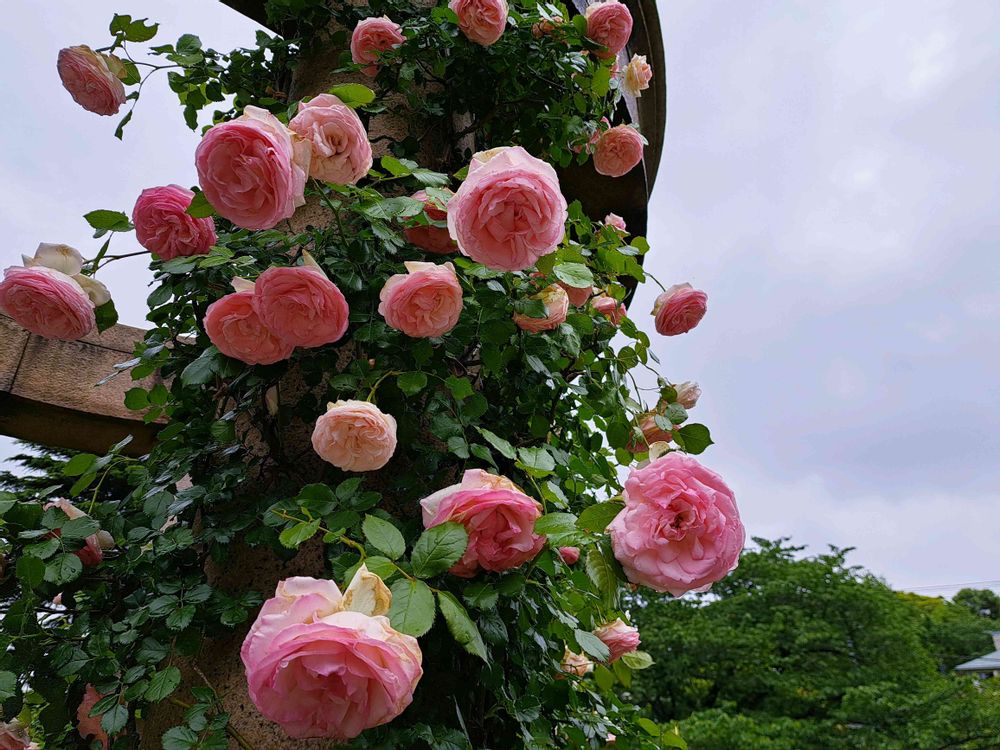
left=448, top=146, right=567, bottom=271
left=593, top=619, right=640, bottom=662
left=621, top=54, right=653, bottom=97
left=132, top=185, right=217, bottom=260
left=77, top=684, right=110, bottom=747
left=604, top=213, right=627, bottom=233
left=594, top=125, right=644, bottom=178
left=312, top=400, right=397, bottom=472
left=241, top=568, right=422, bottom=741
left=204, top=282, right=294, bottom=366
left=378, top=261, right=463, bottom=338
left=450, top=0, right=508, bottom=46
left=592, top=294, right=626, bottom=326
left=561, top=648, right=594, bottom=677
left=0, top=720, right=38, bottom=750
left=0, top=266, right=94, bottom=341
left=675, top=381, right=701, bottom=409
left=558, top=546, right=580, bottom=565
left=289, top=94, right=373, bottom=185
left=653, top=283, right=707, bottom=336
left=404, top=190, right=457, bottom=254
left=532, top=16, right=563, bottom=38
left=585, top=0, right=633, bottom=59
left=609, top=453, right=745, bottom=596
left=421, top=469, right=544, bottom=577
left=513, top=283, right=568, bottom=333
left=57, top=45, right=126, bottom=116
left=254, top=263, right=349, bottom=348
left=351, top=17, right=405, bottom=77
left=195, top=106, right=310, bottom=230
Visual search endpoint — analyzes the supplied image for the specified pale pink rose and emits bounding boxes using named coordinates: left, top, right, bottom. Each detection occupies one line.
left=312, top=400, right=397, bottom=472
left=450, top=0, right=508, bottom=45
left=592, top=294, right=626, bottom=326
left=604, top=213, right=627, bottom=233
left=593, top=618, right=640, bottom=662
left=558, top=546, right=580, bottom=565
left=675, top=381, right=701, bottom=409
left=448, top=146, right=567, bottom=271
left=44, top=498, right=107, bottom=567
left=653, top=283, right=707, bottom=336
left=420, top=469, right=544, bottom=577
left=378, top=261, right=463, bottom=338
left=513, top=284, right=569, bottom=333
left=609, top=453, right=745, bottom=596
left=606, top=733, right=617, bottom=745
left=531, top=16, right=563, bottom=38
left=77, top=684, right=110, bottom=747
left=19, top=243, right=110, bottom=309
left=57, top=45, right=126, bottom=116
left=351, top=17, right=405, bottom=77
left=254, top=265, right=349, bottom=348
left=195, top=106, right=310, bottom=230
left=404, top=190, right=457, bottom=254
left=558, top=281, right=593, bottom=307
left=289, top=94, right=373, bottom=185
left=621, top=54, right=653, bottom=97
left=132, top=185, right=216, bottom=261
left=560, top=648, right=594, bottom=677
left=585, top=0, right=633, bottom=59
left=204, top=290, right=294, bottom=365
left=0, top=266, right=94, bottom=340
left=0, top=721, right=37, bottom=750
left=594, top=125, right=644, bottom=178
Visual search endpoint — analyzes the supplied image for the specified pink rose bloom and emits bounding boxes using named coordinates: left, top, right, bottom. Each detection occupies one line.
left=351, top=17, right=405, bottom=77
left=594, top=125, right=644, bottom=178
left=653, top=283, right=708, bottom=336
left=241, top=575, right=422, bottom=740
left=204, top=289, right=294, bottom=366
left=593, top=618, right=640, bottom=662
left=621, top=54, right=653, bottom=97
left=532, top=17, right=562, bottom=38
left=0, top=721, right=38, bottom=750
left=632, top=411, right=673, bottom=450
left=675, top=381, right=701, bottom=409
left=558, top=281, right=593, bottom=307
left=450, top=0, right=508, bottom=46
left=195, top=106, right=310, bottom=230
left=585, top=0, right=633, bottom=59
left=312, top=400, right=397, bottom=472
left=378, top=261, right=463, bottom=338
left=132, top=185, right=217, bottom=261
left=513, top=283, right=568, bottom=333
left=558, top=546, right=580, bottom=565
left=254, top=265, right=349, bottom=348
left=421, top=469, right=544, bottom=577
left=448, top=146, right=567, bottom=271
left=592, top=294, right=626, bottom=326
left=604, top=213, right=627, bottom=233
left=609, top=453, right=745, bottom=596
left=57, top=45, right=126, bottom=116
left=77, top=684, right=110, bottom=747
left=560, top=648, right=594, bottom=677
left=0, top=266, right=94, bottom=341
left=404, top=190, right=457, bottom=254
left=289, top=94, right=373, bottom=185
left=44, top=498, right=109, bottom=567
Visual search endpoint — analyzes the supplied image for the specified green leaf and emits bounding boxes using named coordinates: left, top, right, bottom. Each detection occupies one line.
left=411, top=522, right=468, bottom=578
left=100, top=702, right=128, bottom=735
left=165, top=604, right=195, bottom=631
left=94, top=299, right=119, bottom=332
left=445, top=376, right=474, bottom=401
left=63, top=453, right=97, bottom=477
left=437, top=591, right=488, bottom=662
left=180, top=347, right=221, bottom=386
left=144, top=666, right=181, bottom=701
left=463, top=582, right=498, bottom=610
left=388, top=579, right=435, bottom=637
left=84, top=210, right=131, bottom=231
left=397, top=371, right=428, bottom=396
left=124, top=18, right=159, bottom=42
left=477, top=428, right=516, bottom=460
left=16, top=555, right=45, bottom=588
left=44, top=553, right=83, bottom=585
left=620, top=650, right=655, bottom=670
left=327, top=83, right=376, bottom=107
left=677, top=423, right=713, bottom=455
left=517, top=446, right=555, bottom=475
left=534, top=512, right=577, bottom=536
left=362, top=515, right=405, bottom=560
left=124, top=387, right=149, bottom=410
left=0, top=671, right=16, bottom=701
left=60, top=516, right=100, bottom=540
left=185, top=190, right=215, bottom=218
left=162, top=726, right=199, bottom=750
left=279, top=519, right=321, bottom=549
left=592, top=65, right=612, bottom=97
left=585, top=546, right=619, bottom=610
left=575, top=629, right=611, bottom=661
left=553, top=262, right=594, bottom=289
left=577, top=502, right=624, bottom=533
left=380, top=155, right=415, bottom=176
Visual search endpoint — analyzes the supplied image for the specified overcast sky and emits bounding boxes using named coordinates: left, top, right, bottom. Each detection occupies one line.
left=1, top=1, right=997, bottom=598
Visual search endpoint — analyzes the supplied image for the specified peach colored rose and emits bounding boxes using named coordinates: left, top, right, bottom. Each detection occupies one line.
left=195, top=106, right=310, bottom=230
left=604, top=213, right=627, bottom=233
left=378, top=261, right=463, bottom=338
left=675, top=381, right=701, bottom=409
left=609, top=453, right=744, bottom=596
left=653, top=283, right=707, bottom=336
left=450, top=0, right=508, bottom=46
left=592, top=294, right=626, bottom=326
left=204, top=287, right=294, bottom=366
left=421, top=469, right=544, bottom=577
left=351, top=17, right=405, bottom=77
left=621, top=54, right=652, bottom=97
left=593, top=618, right=640, bottom=662
left=289, top=94, right=373, bottom=185
left=630, top=410, right=674, bottom=451
left=254, top=265, right=349, bottom=348
left=404, top=190, right=457, bottom=254
left=57, top=45, right=126, bottom=116
left=0, top=720, right=38, bottom=750
left=561, top=648, right=594, bottom=677
left=77, top=684, right=110, bottom=747
left=312, top=400, right=397, bottom=472
left=448, top=146, right=567, bottom=271
left=0, top=266, right=94, bottom=341
left=558, top=546, right=580, bottom=565
left=132, top=185, right=216, bottom=261
left=559, top=281, right=593, bottom=307
left=532, top=16, right=563, bottom=38
left=594, top=125, right=644, bottom=178
left=44, top=498, right=109, bottom=567
left=513, top=283, right=569, bottom=333
left=585, top=0, right=633, bottom=59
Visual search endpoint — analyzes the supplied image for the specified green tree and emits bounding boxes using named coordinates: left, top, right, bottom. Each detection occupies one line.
left=954, top=588, right=1000, bottom=621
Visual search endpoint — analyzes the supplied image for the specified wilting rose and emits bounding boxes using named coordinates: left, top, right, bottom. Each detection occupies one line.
left=19, top=243, right=110, bottom=309
left=630, top=410, right=674, bottom=451
left=351, top=17, right=406, bottom=77
left=653, top=283, right=707, bottom=336
left=378, top=261, right=463, bottom=338
left=621, top=54, right=653, bottom=97
left=592, top=294, right=626, bottom=326
left=57, top=45, right=126, bottom=116
left=0, top=266, right=94, bottom=341
left=404, top=190, right=457, bottom=254
left=593, top=619, right=640, bottom=662
left=0, top=720, right=38, bottom=750
left=561, top=648, right=594, bottom=677
left=254, top=264, right=349, bottom=348
left=609, top=453, right=744, bottom=596
left=450, top=0, right=508, bottom=45
left=132, top=185, right=216, bottom=260
left=593, top=125, right=644, bottom=178
left=675, top=381, right=701, bottom=409
left=204, top=286, right=294, bottom=365
left=448, top=146, right=567, bottom=271
left=513, top=283, right=569, bottom=333
left=195, top=106, right=310, bottom=230
left=532, top=16, right=563, bottom=38
left=44, top=498, right=110, bottom=567
left=421, top=469, right=544, bottom=577
left=585, top=0, right=633, bottom=59
left=558, top=280, right=593, bottom=307
left=289, top=94, right=373, bottom=185
left=604, top=213, right=627, bottom=233
left=241, top=568, right=422, bottom=740
left=312, top=400, right=397, bottom=472
left=77, top=684, right=110, bottom=747
left=558, top=546, right=580, bottom=565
